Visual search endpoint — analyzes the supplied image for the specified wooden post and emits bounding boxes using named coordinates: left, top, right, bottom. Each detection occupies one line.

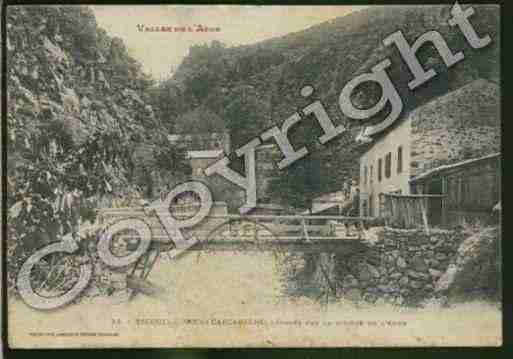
left=457, top=176, right=462, bottom=213
left=420, top=197, right=430, bottom=234
left=391, top=197, right=397, bottom=227
left=383, top=195, right=390, bottom=227
left=400, top=198, right=407, bottom=228
left=409, top=198, right=414, bottom=228
left=401, top=199, right=408, bottom=228
left=441, top=176, right=448, bottom=227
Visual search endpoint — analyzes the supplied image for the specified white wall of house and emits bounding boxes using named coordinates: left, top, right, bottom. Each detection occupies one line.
left=359, top=118, right=412, bottom=217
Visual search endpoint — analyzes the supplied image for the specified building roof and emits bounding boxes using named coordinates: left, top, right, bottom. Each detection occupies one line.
left=187, top=150, right=224, bottom=159
left=410, top=152, right=500, bottom=183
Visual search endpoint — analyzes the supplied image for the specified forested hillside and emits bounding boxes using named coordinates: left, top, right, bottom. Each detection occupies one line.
left=154, top=4, right=499, bottom=209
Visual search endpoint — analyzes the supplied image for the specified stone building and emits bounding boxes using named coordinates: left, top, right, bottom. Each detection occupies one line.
left=157, top=134, right=286, bottom=212
left=358, top=78, right=500, bottom=223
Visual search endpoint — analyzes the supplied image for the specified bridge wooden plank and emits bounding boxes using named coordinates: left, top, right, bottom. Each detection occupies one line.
left=188, top=240, right=368, bottom=253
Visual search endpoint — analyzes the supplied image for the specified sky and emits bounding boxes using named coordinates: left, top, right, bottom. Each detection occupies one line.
left=91, top=5, right=367, bottom=80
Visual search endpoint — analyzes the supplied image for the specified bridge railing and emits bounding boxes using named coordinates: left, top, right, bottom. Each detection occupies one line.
left=97, top=207, right=379, bottom=242
left=204, top=214, right=379, bottom=241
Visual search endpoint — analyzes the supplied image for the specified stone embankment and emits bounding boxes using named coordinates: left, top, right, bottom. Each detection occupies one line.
left=336, top=227, right=470, bottom=306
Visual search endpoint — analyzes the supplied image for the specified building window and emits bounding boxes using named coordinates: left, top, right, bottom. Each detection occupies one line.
left=397, top=146, right=403, bottom=174
left=370, top=165, right=374, bottom=184
left=364, top=165, right=368, bottom=186
left=378, top=158, right=383, bottom=182
left=385, top=152, right=392, bottom=179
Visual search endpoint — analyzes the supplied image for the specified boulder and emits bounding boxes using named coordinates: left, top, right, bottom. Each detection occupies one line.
left=435, top=227, right=500, bottom=301
left=436, top=253, right=448, bottom=261
left=410, top=280, right=422, bottom=289
left=410, top=255, right=428, bottom=272
left=357, top=263, right=380, bottom=282
left=428, top=268, right=443, bottom=278
left=398, top=276, right=409, bottom=286
left=61, top=87, right=81, bottom=114
left=396, top=257, right=407, bottom=269
left=42, top=36, right=68, bottom=64
left=390, top=272, right=402, bottom=279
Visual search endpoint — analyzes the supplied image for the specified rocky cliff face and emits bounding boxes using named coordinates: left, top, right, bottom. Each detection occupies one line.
left=435, top=226, right=501, bottom=303
left=7, top=6, right=159, bottom=156
left=5, top=6, right=187, bottom=294
left=6, top=6, right=188, bottom=204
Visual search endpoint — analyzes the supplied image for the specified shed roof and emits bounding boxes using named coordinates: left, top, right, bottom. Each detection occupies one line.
left=410, top=152, right=500, bottom=183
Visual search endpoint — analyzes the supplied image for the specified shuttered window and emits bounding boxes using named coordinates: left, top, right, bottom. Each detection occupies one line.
left=397, top=146, right=403, bottom=174
left=385, top=152, right=392, bottom=179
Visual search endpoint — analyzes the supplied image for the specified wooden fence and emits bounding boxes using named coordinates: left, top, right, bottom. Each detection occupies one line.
left=382, top=193, right=444, bottom=233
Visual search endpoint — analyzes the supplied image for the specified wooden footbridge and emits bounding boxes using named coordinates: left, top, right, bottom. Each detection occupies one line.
left=93, top=206, right=380, bottom=296
left=98, top=205, right=378, bottom=252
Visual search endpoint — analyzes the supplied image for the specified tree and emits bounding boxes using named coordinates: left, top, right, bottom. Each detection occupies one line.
left=267, top=117, right=324, bottom=212
left=223, top=85, right=270, bottom=149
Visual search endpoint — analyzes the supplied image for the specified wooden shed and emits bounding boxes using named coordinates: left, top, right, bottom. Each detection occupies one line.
left=410, top=152, right=501, bottom=227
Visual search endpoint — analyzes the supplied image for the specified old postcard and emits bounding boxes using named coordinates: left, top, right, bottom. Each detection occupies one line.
left=3, top=3, right=501, bottom=348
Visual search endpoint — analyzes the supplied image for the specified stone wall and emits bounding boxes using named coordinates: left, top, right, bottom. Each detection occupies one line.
left=335, top=227, right=467, bottom=306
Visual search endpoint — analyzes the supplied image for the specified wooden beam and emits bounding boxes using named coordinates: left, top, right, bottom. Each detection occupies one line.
left=420, top=197, right=430, bottom=234
left=441, top=175, right=448, bottom=227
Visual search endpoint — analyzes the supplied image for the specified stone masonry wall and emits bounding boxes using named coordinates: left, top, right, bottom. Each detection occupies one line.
left=336, top=228, right=467, bottom=306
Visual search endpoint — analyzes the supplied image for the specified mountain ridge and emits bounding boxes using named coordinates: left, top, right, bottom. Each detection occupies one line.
left=154, top=4, right=499, bottom=206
